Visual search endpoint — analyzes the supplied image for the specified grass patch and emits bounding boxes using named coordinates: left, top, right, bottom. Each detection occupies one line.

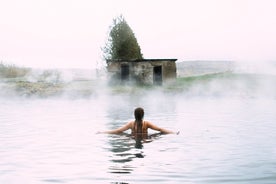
left=0, top=62, right=31, bottom=78
left=14, top=81, right=64, bottom=97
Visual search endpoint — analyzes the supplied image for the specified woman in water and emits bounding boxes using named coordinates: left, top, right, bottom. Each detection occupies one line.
left=99, top=107, right=178, bottom=138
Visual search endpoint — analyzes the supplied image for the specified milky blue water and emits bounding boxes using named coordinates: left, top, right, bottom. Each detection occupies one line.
left=1, top=73, right=276, bottom=183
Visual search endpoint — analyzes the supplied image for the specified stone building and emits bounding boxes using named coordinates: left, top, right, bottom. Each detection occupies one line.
left=106, top=59, right=177, bottom=85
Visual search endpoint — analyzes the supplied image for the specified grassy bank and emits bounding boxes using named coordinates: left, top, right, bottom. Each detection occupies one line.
left=1, top=63, right=274, bottom=98
left=0, top=62, right=31, bottom=78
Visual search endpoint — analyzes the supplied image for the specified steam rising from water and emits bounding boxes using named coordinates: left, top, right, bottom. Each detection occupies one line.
left=1, top=61, right=276, bottom=183
left=0, top=60, right=275, bottom=99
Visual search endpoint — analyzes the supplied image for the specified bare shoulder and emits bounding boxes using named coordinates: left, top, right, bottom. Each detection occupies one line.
left=144, top=120, right=154, bottom=127
left=127, top=121, right=135, bottom=127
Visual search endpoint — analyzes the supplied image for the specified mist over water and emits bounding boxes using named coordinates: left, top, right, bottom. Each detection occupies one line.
left=1, top=61, right=276, bottom=183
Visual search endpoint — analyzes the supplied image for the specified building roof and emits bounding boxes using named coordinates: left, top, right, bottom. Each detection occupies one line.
left=106, top=58, right=177, bottom=63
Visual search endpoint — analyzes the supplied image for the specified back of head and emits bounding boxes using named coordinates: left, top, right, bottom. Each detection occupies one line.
left=134, top=107, right=144, bottom=122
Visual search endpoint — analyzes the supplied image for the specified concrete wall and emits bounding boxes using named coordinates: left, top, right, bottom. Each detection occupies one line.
left=106, top=59, right=177, bottom=85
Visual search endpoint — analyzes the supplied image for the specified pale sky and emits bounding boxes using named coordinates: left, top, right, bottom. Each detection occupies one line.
left=0, top=0, right=276, bottom=68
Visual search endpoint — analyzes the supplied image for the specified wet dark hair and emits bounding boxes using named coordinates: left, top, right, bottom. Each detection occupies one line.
left=134, top=107, right=144, bottom=121
left=134, top=107, right=144, bottom=134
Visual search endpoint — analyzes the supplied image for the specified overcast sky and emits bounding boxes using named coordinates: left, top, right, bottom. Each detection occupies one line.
left=0, top=0, right=276, bottom=68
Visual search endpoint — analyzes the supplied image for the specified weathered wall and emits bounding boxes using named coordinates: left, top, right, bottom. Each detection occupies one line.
left=162, top=61, right=177, bottom=83
left=106, top=59, right=177, bottom=85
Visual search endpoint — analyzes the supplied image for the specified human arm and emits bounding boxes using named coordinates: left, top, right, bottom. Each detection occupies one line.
left=146, top=121, right=178, bottom=134
left=98, top=122, right=132, bottom=134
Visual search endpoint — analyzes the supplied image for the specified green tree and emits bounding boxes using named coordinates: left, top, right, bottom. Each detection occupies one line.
left=103, top=15, right=143, bottom=61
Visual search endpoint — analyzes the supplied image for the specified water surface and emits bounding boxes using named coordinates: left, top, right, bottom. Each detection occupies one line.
left=1, top=74, right=276, bottom=183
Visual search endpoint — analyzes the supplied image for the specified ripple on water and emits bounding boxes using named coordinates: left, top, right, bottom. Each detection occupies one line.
left=1, top=97, right=276, bottom=183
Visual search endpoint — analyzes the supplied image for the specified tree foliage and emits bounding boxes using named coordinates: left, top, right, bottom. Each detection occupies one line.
left=103, top=15, right=143, bottom=61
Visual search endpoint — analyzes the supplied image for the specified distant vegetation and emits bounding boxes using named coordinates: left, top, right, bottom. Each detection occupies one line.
left=0, top=62, right=31, bottom=78
left=0, top=62, right=62, bottom=97
left=102, top=15, right=143, bottom=61
left=0, top=62, right=98, bottom=98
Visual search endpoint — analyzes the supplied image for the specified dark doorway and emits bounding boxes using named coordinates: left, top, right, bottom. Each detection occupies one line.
left=121, top=64, right=130, bottom=81
left=153, top=66, right=162, bottom=85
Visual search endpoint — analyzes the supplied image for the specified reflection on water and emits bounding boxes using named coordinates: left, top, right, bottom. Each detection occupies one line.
left=1, top=87, right=276, bottom=183
left=107, top=135, right=142, bottom=174
left=106, top=133, right=163, bottom=174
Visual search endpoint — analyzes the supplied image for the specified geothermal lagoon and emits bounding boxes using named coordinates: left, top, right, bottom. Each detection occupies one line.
left=1, top=61, right=276, bottom=183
